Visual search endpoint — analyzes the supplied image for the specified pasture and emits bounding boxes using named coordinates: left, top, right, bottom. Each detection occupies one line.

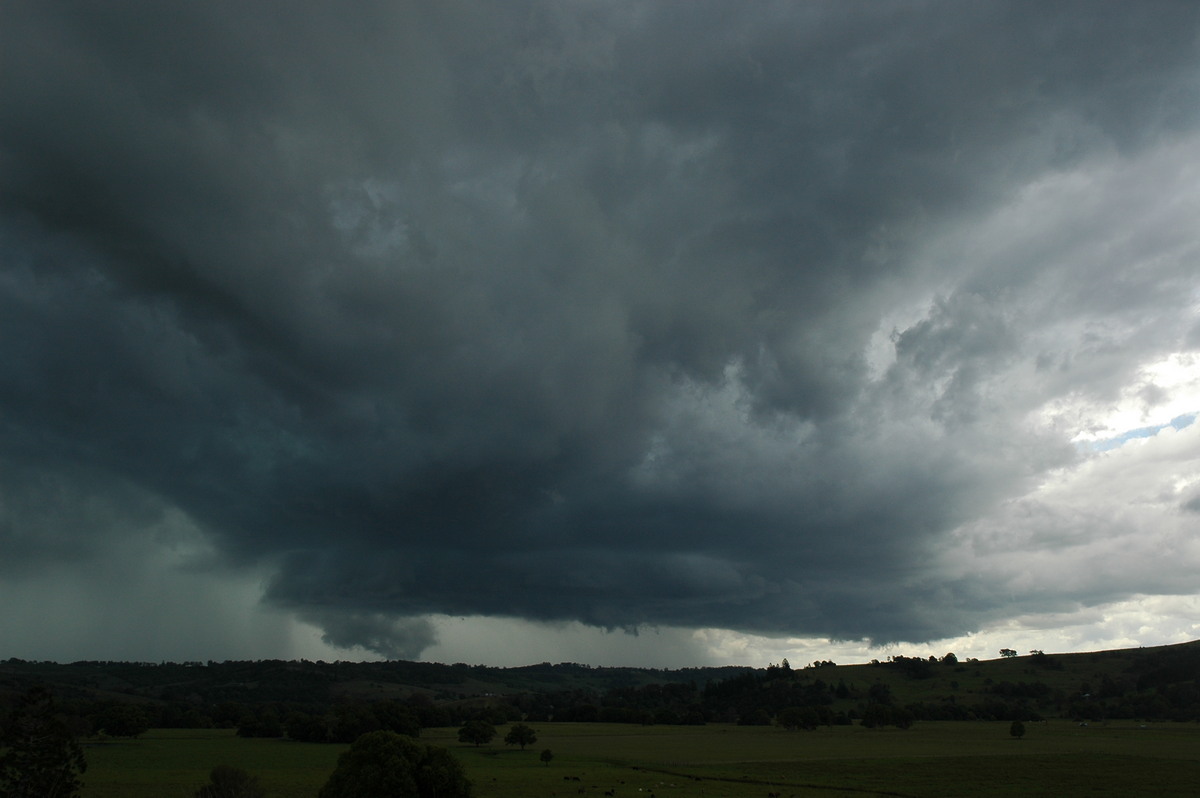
left=80, top=720, right=1200, bottom=798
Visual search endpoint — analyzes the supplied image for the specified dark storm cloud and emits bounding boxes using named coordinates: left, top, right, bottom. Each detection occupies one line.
left=299, top=609, right=437, bottom=661
left=3, top=1, right=1199, bottom=658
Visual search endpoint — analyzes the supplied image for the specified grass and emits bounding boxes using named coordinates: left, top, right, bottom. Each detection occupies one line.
left=80, top=720, right=1200, bottom=798
left=80, top=729, right=342, bottom=798
left=437, top=721, right=1200, bottom=798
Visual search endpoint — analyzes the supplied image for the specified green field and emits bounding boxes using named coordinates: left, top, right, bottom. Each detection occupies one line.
left=80, top=730, right=342, bottom=798
left=80, top=721, right=1200, bottom=798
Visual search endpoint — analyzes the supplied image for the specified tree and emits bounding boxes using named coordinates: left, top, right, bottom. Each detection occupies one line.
left=327, top=705, right=380, bottom=743
left=504, top=723, right=537, bottom=750
left=1010, top=720, right=1026, bottom=740
left=237, top=708, right=282, bottom=739
left=0, top=687, right=88, bottom=798
left=372, top=702, right=421, bottom=738
left=457, top=720, right=496, bottom=747
left=999, top=649, right=1018, bottom=658
left=866, top=682, right=893, bottom=706
left=860, top=704, right=913, bottom=730
left=95, top=704, right=149, bottom=738
left=891, top=707, right=915, bottom=730
left=859, top=704, right=889, bottom=728
left=777, top=707, right=817, bottom=731
left=318, top=730, right=470, bottom=798
left=194, top=765, right=266, bottom=798
left=539, top=749, right=554, bottom=766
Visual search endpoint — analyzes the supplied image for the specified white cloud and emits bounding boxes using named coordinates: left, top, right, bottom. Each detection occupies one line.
left=687, top=592, right=1200, bottom=667
left=1067, top=351, right=1200, bottom=446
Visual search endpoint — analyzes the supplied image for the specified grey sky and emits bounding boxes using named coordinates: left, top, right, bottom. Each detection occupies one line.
left=2, top=1, right=1198, bottom=665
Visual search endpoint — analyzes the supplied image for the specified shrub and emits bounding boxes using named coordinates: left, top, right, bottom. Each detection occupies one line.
left=194, top=765, right=266, bottom=798
left=319, top=730, right=471, bottom=798
left=0, top=687, right=87, bottom=798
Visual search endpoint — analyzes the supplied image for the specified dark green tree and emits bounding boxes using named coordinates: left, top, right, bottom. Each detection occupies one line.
left=866, top=682, right=893, bottom=706
left=95, top=704, right=149, bottom=738
left=324, top=705, right=380, bottom=743
left=417, top=745, right=470, bottom=798
left=1010, top=720, right=1026, bottom=740
left=457, top=720, right=495, bottom=747
left=860, top=704, right=887, bottom=728
left=539, top=749, right=553, bottom=766
left=862, top=704, right=913, bottom=729
left=237, top=708, right=282, bottom=739
left=0, top=687, right=88, bottom=798
left=504, top=723, right=537, bottom=750
left=318, top=730, right=470, bottom=798
left=372, top=702, right=421, bottom=738
left=193, top=765, right=266, bottom=798
left=777, top=707, right=818, bottom=731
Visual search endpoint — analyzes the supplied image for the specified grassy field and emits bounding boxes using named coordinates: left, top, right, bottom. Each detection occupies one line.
left=80, top=730, right=343, bottom=798
left=81, top=720, right=1200, bottom=798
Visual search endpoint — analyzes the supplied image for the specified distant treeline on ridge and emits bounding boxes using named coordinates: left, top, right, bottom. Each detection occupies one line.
left=1, top=640, right=1198, bottom=739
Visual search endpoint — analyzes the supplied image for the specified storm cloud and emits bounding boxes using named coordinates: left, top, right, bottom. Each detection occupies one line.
left=2, top=1, right=1199, bottom=662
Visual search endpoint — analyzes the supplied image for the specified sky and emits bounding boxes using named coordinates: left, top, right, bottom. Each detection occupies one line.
left=1, top=1, right=1199, bottom=669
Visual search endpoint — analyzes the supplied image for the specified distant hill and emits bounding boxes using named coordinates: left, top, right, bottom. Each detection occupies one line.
left=705, top=639, right=1200, bottom=726
left=2, top=640, right=1197, bottom=731
left=0, top=655, right=747, bottom=709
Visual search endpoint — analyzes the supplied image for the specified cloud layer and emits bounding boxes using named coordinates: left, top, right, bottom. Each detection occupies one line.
left=2, top=1, right=1199, bottom=662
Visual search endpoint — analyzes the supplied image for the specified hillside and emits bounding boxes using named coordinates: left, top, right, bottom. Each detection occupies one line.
left=708, top=640, right=1200, bottom=725
left=0, top=656, right=746, bottom=710
left=2, top=640, right=1197, bottom=731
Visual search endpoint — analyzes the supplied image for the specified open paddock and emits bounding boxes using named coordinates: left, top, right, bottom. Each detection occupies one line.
left=81, top=720, right=1200, bottom=798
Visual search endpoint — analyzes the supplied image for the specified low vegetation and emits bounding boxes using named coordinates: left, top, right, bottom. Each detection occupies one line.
left=0, top=686, right=88, bottom=798
left=68, top=720, right=1200, bottom=797
left=2, top=641, right=1198, bottom=796
left=4, top=640, right=1199, bottom=733
left=318, top=730, right=469, bottom=798
left=193, top=765, right=266, bottom=798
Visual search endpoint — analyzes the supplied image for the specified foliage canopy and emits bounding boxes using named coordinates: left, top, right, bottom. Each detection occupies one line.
left=458, top=720, right=496, bottom=747
left=318, top=730, right=470, bottom=798
left=193, top=764, right=266, bottom=798
left=0, top=687, right=87, bottom=798
left=504, top=723, right=537, bottom=750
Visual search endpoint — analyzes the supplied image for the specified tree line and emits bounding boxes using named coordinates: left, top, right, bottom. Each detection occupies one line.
left=3, top=642, right=1198, bottom=741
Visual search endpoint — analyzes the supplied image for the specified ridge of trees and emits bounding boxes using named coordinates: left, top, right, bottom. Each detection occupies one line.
left=1, top=640, right=1197, bottom=735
